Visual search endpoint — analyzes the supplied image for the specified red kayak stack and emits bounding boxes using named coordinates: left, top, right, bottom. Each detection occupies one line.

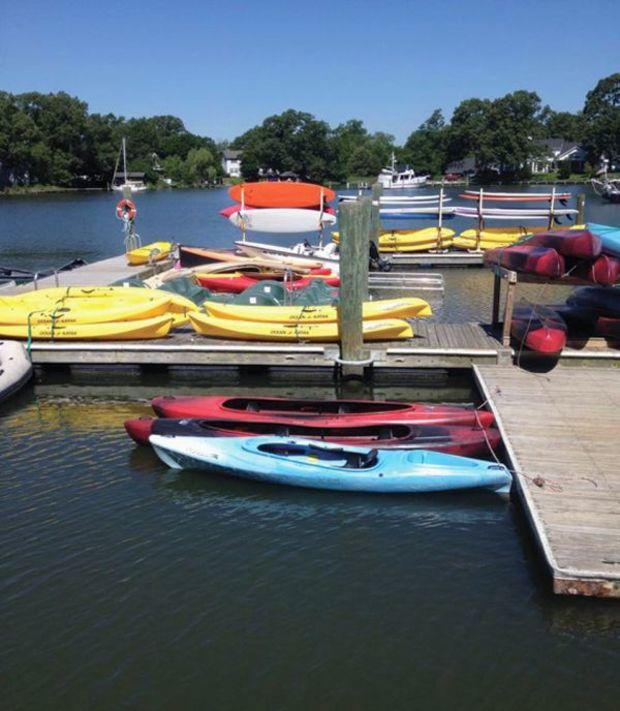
left=484, top=229, right=620, bottom=286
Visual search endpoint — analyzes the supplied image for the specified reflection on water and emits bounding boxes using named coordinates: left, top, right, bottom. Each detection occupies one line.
left=1, top=384, right=619, bottom=709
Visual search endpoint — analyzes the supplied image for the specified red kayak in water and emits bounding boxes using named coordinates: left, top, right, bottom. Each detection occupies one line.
left=150, top=395, right=495, bottom=428
left=125, top=417, right=501, bottom=457
left=511, top=303, right=567, bottom=355
left=525, top=229, right=602, bottom=260
left=196, top=273, right=340, bottom=293
left=484, top=244, right=565, bottom=279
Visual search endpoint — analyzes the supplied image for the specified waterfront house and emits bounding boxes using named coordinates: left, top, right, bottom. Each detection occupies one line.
left=222, top=150, right=243, bottom=178
left=529, top=138, right=588, bottom=174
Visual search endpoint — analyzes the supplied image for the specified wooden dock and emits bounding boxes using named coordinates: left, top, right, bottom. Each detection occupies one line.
left=475, top=365, right=620, bottom=597
left=386, top=251, right=484, bottom=269
left=0, top=254, right=171, bottom=295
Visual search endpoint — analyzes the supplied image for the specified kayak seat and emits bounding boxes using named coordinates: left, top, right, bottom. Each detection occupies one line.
left=345, top=449, right=379, bottom=469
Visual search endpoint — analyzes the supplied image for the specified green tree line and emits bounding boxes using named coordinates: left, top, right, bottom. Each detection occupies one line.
left=1, top=73, right=617, bottom=189
left=0, top=91, right=221, bottom=188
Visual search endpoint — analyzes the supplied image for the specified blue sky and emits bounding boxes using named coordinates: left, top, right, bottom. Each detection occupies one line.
left=1, top=0, right=618, bottom=143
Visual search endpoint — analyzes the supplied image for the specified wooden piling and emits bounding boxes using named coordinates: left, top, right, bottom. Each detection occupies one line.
left=577, top=193, right=586, bottom=224
left=337, top=198, right=371, bottom=378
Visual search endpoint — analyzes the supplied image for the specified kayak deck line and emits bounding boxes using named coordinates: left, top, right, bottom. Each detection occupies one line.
left=475, top=364, right=620, bottom=599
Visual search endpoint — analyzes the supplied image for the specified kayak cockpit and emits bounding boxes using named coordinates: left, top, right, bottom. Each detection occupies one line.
left=256, top=441, right=380, bottom=469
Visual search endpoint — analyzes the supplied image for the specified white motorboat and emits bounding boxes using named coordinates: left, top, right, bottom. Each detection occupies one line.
left=378, top=153, right=428, bottom=189
left=0, top=340, right=33, bottom=402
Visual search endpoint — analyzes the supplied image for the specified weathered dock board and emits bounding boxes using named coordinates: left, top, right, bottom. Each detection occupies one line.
left=0, top=255, right=171, bottom=295
left=475, top=364, right=620, bottom=597
left=386, top=251, right=484, bottom=269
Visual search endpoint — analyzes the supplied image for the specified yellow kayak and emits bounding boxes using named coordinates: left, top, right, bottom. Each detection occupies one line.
left=380, top=239, right=454, bottom=253
left=126, top=242, right=174, bottom=266
left=189, top=312, right=413, bottom=342
left=0, top=315, right=175, bottom=340
left=203, top=297, right=431, bottom=324
left=0, top=296, right=173, bottom=325
left=333, top=227, right=455, bottom=249
left=8, top=286, right=198, bottom=315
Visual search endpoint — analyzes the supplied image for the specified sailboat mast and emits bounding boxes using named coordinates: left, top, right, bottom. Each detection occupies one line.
left=122, top=138, right=128, bottom=182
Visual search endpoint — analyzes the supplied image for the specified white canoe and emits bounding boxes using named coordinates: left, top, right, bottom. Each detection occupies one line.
left=0, top=340, right=33, bottom=402
left=229, top=208, right=337, bottom=234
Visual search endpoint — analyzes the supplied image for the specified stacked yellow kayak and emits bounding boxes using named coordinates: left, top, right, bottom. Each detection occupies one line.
left=454, top=226, right=552, bottom=251
left=0, top=286, right=197, bottom=340
left=188, top=297, right=431, bottom=342
left=333, top=228, right=455, bottom=252
left=126, top=241, right=174, bottom=266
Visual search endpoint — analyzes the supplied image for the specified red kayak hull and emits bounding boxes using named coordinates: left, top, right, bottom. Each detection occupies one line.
left=566, top=254, right=620, bottom=286
left=125, top=416, right=501, bottom=457
left=150, top=395, right=495, bottom=428
left=525, top=229, right=602, bottom=259
left=484, top=245, right=565, bottom=279
left=511, top=304, right=567, bottom=354
left=196, top=274, right=340, bottom=293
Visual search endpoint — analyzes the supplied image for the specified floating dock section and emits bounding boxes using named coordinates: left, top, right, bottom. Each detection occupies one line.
left=475, top=365, right=620, bottom=597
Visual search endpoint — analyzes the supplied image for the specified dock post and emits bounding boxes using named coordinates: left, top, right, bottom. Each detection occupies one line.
left=337, top=199, right=371, bottom=378
left=501, top=270, right=518, bottom=347
left=577, top=193, right=586, bottom=224
left=491, top=272, right=501, bottom=326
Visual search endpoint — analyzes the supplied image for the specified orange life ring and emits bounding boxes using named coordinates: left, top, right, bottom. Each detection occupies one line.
left=116, top=198, right=137, bottom=221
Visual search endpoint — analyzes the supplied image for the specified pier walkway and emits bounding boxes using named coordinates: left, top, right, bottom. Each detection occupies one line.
left=475, top=365, right=620, bottom=597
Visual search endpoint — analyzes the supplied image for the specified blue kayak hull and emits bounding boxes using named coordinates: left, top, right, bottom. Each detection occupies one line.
left=150, top=435, right=511, bottom=495
left=588, top=223, right=620, bottom=257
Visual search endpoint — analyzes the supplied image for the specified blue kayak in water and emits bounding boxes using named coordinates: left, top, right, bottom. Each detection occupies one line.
left=150, top=435, right=512, bottom=495
left=588, top=223, right=620, bottom=257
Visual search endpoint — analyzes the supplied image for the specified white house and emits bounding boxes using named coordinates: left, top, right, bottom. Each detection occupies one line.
left=222, top=150, right=242, bottom=178
left=530, top=139, right=588, bottom=174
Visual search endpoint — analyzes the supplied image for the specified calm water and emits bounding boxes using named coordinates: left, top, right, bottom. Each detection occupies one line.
left=1, top=188, right=619, bottom=709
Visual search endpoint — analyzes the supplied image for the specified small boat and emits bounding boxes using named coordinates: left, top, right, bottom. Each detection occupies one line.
left=125, top=417, right=501, bottom=457
left=0, top=340, right=33, bottom=402
left=229, top=208, right=336, bottom=234
left=149, top=435, right=512, bottom=495
left=150, top=395, right=496, bottom=428
left=126, top=241, right=173, bottom=266
left=111, top=138, right=148, bottom=193
left=587, top=223, right=620, bottom=258
left=196, top=272, right=339, bottom=294
left=567, top=286, right=620, bottom=319
left=566, top=254, right=620, bottom=286
left=483, top=245, right=566, bottom=279
left=235, top=240, right=340, bottom=270
left=524, top=229, right=602, bottom=259
left=0, top=314, right=175, bottom=340
left=229, top=182, right=335, bottom=209
left=460, top=190, right=572, bottom=202
left=333, top=227, right=455, bottom=251
left=202, top=297, right=431, bottom=323
left=591, top=178, right=620, bottom=204
left=0, top=294, right=173, bottom=325
left=377, top=153, right=428, bottom=189
left=7, top=286, right=198, bottom=316
left=188, top=312, right=413, bottom=342
left=511, top=303, right=567, bottom=355
left=595, top=317, right=620, bottom=340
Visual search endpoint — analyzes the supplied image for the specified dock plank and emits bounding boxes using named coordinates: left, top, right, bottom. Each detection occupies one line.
left=475, top=364, right=620, bottom=598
